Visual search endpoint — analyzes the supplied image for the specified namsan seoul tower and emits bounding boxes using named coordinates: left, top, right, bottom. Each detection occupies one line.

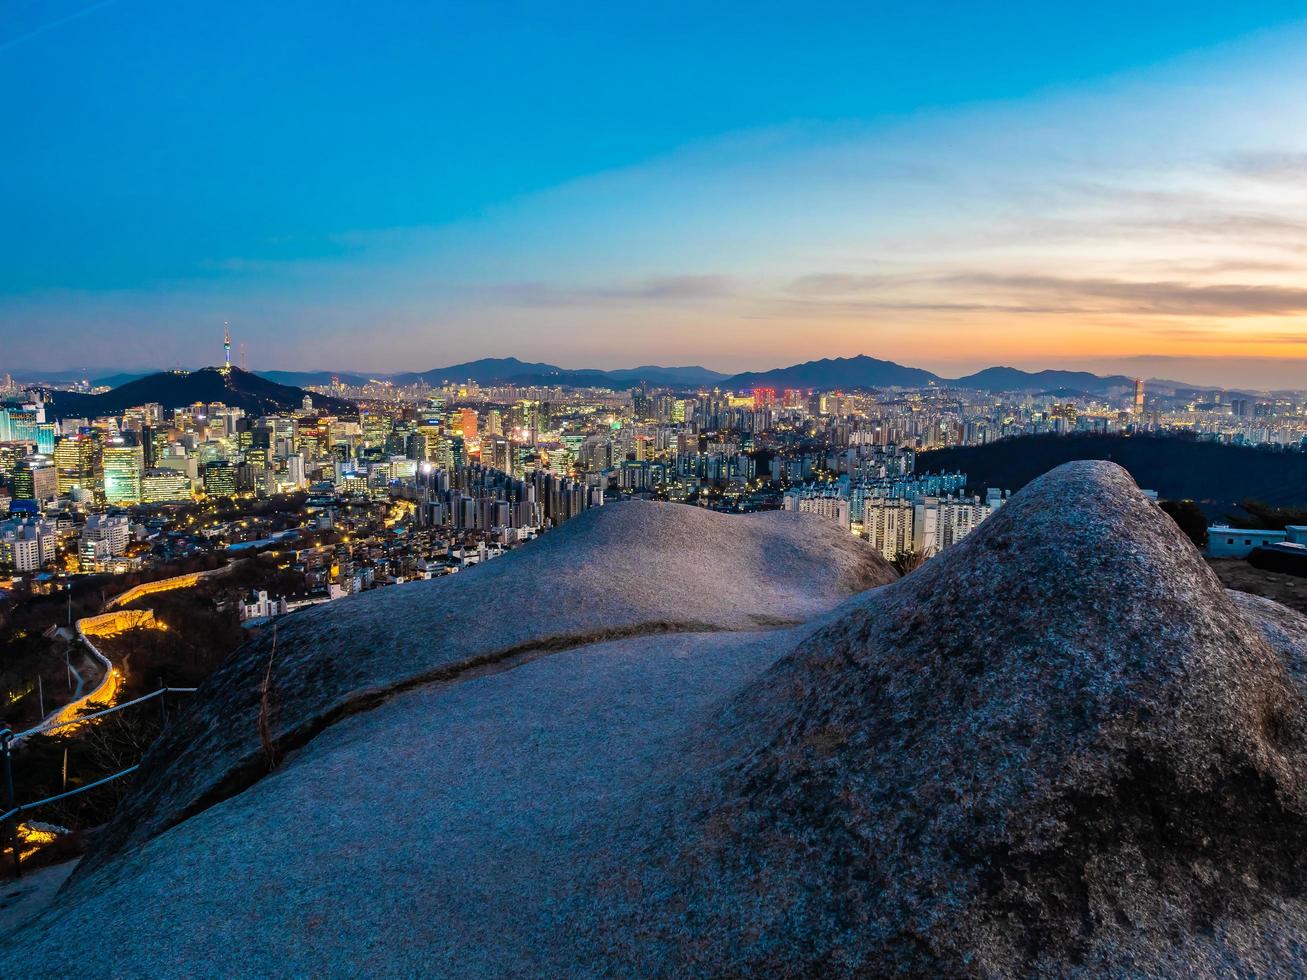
left=223, top=321, right=232, bottom=374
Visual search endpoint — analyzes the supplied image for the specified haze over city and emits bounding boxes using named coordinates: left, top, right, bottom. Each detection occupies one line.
left=5, top=2, right=1307, bottom=388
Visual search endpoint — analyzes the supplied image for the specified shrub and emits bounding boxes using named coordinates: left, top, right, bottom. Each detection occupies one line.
left=1160, top=500, right=1208, bottom=549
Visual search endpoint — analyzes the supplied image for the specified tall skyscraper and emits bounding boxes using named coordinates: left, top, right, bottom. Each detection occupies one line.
left=54, top=434, right=101, bottom=500
left=460, top=408, right=479, bottom=447
left=1134, top=378, right=1145, bottom=414
left=103, top=443, right=145, bottom=505
left=0, top=407, right=39, bottom=444
left=203, top=460, right=238, bottom=497
left=11, top=459, right=58, bottom=504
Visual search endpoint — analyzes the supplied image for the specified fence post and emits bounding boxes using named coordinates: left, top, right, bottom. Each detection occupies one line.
left=158, top=677, right=167, bottom=728
left=2, top=730, right=20, bottom=879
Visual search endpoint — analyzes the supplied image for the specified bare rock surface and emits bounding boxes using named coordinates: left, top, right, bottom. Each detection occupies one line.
left=607, top=460, right=1307, bottom=975
left=73, top=501, right=893, bottom=880
left=0, top=628, right=811, bottom=975
left=8, top=462, right=1307, bottom=977
left=1231, top=589, right=1307, bottom=691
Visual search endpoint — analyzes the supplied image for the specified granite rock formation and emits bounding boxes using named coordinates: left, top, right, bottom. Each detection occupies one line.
left=612, top=460, right=1307, bottom=975
left=5, top=462, right=1307, bottom=977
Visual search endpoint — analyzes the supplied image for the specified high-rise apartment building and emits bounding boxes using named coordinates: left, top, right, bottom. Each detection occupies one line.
left=0, top=517, right=57, bottom=571
left=82, top=512, right=132, bottom=557
left=864, top=497, right=917, bottom=561
left=913, top=494, right=993, bottom=554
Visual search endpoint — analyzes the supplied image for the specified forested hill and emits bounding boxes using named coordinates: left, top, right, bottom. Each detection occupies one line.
left=920, top=434, right=1307, bottom=511
left=40, top=367, right=355, bottom=420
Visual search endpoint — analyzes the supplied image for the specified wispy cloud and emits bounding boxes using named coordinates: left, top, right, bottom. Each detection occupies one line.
left=781, top=272, right=1307, bottom=318
left=951, top=274, right=1307, bottom=316
left=492, top=274, right=734, bottom=307
left=1221, top=151, right=1307, bottom=182
left=786, top=273, right=909, bottom=296
left=0, top=0, right=120, bottom=55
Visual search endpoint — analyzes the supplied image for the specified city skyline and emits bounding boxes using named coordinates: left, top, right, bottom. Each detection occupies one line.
left=5, top=3, right=1307, bottom=384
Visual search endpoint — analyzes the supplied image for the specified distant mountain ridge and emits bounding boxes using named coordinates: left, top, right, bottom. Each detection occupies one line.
left=376, top=356, right=1144, bottom=393
left=257, top=359, right=1139, bottom=394
left=724, top=354, right=938, bottom=390
left=38, top=367, right=354, bottom=420
left=11, top=356, right=1227, bottom=396
left=388, top=357, right=730, bottom=388
left=949, top=365, right=1136, bottom=393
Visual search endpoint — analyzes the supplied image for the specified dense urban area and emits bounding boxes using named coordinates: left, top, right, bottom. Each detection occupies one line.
left=2, top=353, right=1306, bottom=873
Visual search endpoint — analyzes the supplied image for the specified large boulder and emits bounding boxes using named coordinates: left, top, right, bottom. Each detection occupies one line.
left=615, top=460, right=1307, bottom=974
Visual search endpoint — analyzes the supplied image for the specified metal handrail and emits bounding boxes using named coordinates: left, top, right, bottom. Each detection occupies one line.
left=3, top=684, right=196, bottom=877
left=13, top=686, right=199, bottom=741
left=8, top=765, right=140, bottom=814
left=1, top=765, right=143, bottom=877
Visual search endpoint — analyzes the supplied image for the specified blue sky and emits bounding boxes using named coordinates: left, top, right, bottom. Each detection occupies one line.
left=3, top=1, right=1307, bottom=385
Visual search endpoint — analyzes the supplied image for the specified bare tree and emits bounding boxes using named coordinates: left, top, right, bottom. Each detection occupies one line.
left=257, top=624, right=279, bottom=772
left=892, top=549, right=930, bottom=577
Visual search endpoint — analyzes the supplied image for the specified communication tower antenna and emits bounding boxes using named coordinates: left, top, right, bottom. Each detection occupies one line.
left=239, top=342, right=248, bottom=371
left=223, top=321, right=232, bottom=373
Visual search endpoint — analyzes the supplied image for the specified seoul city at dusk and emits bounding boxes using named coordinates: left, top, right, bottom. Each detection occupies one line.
left=3, top=3, right=1307, bottom=976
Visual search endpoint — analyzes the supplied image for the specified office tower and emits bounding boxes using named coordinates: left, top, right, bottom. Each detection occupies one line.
left=54, top=434, right=100, bottom=499
left=0, top=445, right=23, bottom=480
left=203, top=460, right=238, bottom=497
left=31, top=422, right=54, bottom=455
left=102, top=443, right=145, bottom=505
left=141, top=425, right=160, bottom=469
left=11, top=458, right=57, bottom=504
left=0, top=407, right=39, bottom=444
left=460, top=408, right=479, bottom=446
left=141, top=469, right=192, bottom=503
left=1134, top=378, right=1145, bottom=414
